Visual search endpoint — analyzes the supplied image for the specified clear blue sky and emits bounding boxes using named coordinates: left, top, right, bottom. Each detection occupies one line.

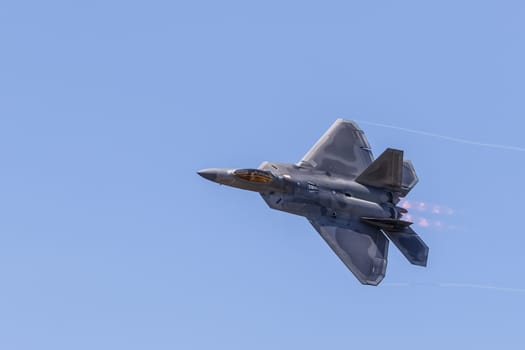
left=1, top=1, right=525, bottom=349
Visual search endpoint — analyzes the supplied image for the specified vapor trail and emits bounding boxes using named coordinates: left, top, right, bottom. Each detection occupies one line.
left=382, top=282, right=525, bottom=293
left=357, top=120, right=525, bottom=153
left=438, top=283, right=525, bottom=293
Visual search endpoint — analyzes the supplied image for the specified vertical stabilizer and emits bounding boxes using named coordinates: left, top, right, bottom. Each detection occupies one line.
left=355, top=148, right=403, bottom=192
left=399, top=160, right=418, bottom=197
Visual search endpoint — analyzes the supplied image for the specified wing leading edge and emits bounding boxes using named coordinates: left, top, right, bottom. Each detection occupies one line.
left=300, top=119, right=374, bottom=179
left=309, top=218, right=389, bottom=285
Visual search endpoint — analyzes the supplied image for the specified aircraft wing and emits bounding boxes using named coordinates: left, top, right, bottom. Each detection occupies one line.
left=300, top=119, right=374, bottom=179
left=309, top=217, right=388, bottom=285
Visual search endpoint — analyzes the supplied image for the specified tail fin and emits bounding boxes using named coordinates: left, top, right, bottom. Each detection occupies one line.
left=355, top=148, right=418, bottom=197
left=355, top=148, right=403, bottom=192
left=400, top=160, right=418, bottom=197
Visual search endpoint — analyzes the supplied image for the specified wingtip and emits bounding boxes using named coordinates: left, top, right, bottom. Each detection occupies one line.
left=335, top=118, right=361, bottom=131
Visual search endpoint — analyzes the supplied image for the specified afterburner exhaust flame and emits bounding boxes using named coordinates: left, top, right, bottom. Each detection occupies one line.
left=400, top=200, right=454, bottom=215
left=418, top=218, right=430, bottom=227
left=399, top=199, right=456, bottom=229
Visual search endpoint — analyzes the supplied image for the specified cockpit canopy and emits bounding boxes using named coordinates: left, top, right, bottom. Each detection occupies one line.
left=233, top=169, right=274, bottom=183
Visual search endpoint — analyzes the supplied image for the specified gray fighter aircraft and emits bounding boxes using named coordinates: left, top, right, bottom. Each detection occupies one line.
left=198, top=119, right=428, bottom=285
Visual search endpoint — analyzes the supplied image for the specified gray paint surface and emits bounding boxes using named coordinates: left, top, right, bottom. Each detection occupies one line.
left=198, top=119, right=428, bottom=285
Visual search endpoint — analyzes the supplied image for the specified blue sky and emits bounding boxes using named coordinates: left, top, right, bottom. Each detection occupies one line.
left=1, top=1, right=525, bottom=349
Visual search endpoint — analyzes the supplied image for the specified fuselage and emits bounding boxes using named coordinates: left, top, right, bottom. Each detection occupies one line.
left=198, top=161, right=401, bottom=225
left=197, top=118, right=428, bottom=285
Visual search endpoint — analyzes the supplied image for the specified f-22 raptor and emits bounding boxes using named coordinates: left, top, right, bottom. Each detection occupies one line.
left=198, top=119, right=428, bottom=285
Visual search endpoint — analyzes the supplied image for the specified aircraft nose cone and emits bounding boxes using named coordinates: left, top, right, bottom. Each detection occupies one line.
left=197, top=168, right=218, bottom=181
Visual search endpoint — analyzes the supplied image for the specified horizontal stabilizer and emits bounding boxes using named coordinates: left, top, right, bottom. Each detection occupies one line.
left=355, top=148, right=403, bottom=192
left=361, top=217, right=413, bottom=230
left=382, top=227, right=428, bottom=266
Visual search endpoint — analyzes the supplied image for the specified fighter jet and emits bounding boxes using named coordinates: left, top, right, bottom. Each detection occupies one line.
left=198, top=119, right=428, bottom=285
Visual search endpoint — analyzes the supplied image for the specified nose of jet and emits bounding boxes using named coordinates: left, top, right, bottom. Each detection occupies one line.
left=197, top=168, right=219, bottom=181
